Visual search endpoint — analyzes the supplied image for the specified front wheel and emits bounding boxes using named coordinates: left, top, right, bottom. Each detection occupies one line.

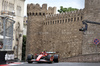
left=27, top=54, right=33, bottom=63
left=28, top=61, right=33, bottom=63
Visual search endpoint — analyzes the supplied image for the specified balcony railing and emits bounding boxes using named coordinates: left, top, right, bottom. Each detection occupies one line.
left=1, top=10, right=15, bottom=17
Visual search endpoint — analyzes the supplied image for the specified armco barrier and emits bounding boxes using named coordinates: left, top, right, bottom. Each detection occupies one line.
left=0, top=51, right=14, bottom=64
left=0, top=51, right=7, bottom=64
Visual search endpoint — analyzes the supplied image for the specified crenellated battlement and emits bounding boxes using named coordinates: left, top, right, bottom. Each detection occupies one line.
left=27, top=3, right=47, bottom=11
left=46, top=9, right=83, bottom=18
left=27, top=3, right=84, bottom=25
left=44, top=9, right=84, bottom=25
left=27, top=3, right=56, bottom=16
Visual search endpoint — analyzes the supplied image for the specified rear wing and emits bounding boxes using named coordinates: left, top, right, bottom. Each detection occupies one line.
left=46, top=52, right=56, bottom=54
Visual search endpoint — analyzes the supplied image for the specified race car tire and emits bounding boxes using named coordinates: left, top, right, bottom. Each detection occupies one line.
left=27, top=54, right=34, bottom=63
left=53, top=54, right=59, bottom=63
left=28, top=61, right=33, bottom=63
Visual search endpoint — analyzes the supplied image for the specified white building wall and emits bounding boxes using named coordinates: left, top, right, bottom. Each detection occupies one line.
left=0, top=0, right=25, bottom=60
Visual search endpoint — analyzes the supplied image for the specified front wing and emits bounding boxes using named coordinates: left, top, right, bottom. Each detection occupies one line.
left=28, top=59, right=52, bottom=63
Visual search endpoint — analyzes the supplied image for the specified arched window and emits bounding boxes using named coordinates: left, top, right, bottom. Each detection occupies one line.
left=81, top=16, right=82, bottom=20
left=77, top=17, right=79, bottom=21
left=63, top=20, right=64, bottom=23
left=58, top=20, right=59, bottom=23
left=36, top=13, right=38, bottom=15
left=43, top=13, right=45, bottom=16
left=53, top=21, right=54, bottom=24
left=46, top=22, right=47, bottom=25
left=27, top=13, right=29, bottom=16
left=68, top=19, right=70, bottom=22
left=30, top=13, right=31, bottom=16
left=71, top=18, right=73, bottom=22
left=65, top=19, right=67, bottom=22
left=33, top=13, right=34, bottom=15
left=74, top=17, right=76, bottom=21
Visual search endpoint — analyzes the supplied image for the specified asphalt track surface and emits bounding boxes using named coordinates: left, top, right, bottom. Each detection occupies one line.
left=1, top=62, right=100, bottom=66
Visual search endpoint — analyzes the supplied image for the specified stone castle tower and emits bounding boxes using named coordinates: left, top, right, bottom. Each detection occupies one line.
left=26, top=3, right=56, bottom=55
left=84, top=0, right=100, bottom=21
left=26, top=0, right=100, bottom=62
left=82, top=0, right=100, bottom=55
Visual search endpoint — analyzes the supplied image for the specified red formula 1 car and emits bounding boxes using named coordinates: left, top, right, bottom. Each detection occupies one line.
left=27, top=51, right=59, bottom=63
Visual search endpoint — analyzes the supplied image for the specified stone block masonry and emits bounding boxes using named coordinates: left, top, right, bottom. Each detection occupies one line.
left=26, top=0, right=100, bottom=62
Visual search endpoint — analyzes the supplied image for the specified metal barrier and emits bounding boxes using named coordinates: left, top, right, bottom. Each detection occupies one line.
left=0, top=15, right=15, bottom=64
left=0, top=15, right=15, bottom=51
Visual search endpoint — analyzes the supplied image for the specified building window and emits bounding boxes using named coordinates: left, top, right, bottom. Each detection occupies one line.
left=58, top=20, right=59, bottom=23
left=71, top=18, right=73, bottom=22
left=2, top=1, right=9, bottom=11
left=60, top=20, right=62, bottom=23
left=81, top=16, right=82, bottom=20
left=9, top=3, right=14, bottom=11
left=17, top=6, right=21, bottom=16
left=30, top=13, right=31, bottom=16
left=53, top=21, right=54, bottom=24
left=33, top=13, right=34, bottom=15
left=5, top=1, right=7, bottom=10
left=36, top=13, right=38, bottom=15
left=27, top=13, right=29, bottom=16
left=77, top=17, right=79, bottom=21
left=68, top=19, right=70, bottom=22
left=74, top=17, right=76, bottom=21
left=65, top=19, right=67, bottom=22
left=46, top=22, right=47, bottom=25
left=43, top=13, right=45, bottom=16
left=63, top=20, right=64, bottom=23
left=2, top=0, right=4, bottom=10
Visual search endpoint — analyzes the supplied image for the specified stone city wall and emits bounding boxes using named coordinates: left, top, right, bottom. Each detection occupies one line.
left=42, top=9, right=84, bottom=60
left=26, top=0, right=100, bottom=62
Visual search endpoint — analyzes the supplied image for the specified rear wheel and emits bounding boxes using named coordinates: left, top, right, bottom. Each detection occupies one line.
left=27, top=54, right=34, bottom=63
left=53, top=55, right=59, bottom=63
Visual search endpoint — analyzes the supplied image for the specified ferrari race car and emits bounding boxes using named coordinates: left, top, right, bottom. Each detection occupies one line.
left=27, top=51, right=59, bottom=63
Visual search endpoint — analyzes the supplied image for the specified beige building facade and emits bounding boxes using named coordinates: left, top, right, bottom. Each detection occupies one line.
left=23, top=16, right=27, bottom=35
left=0, top=0, right=25, bottom=60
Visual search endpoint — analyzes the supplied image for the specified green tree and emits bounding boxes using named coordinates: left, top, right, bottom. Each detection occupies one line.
left=58, top=6, right=78, bottom=13
left=22, top=35, right=26, bottom=61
